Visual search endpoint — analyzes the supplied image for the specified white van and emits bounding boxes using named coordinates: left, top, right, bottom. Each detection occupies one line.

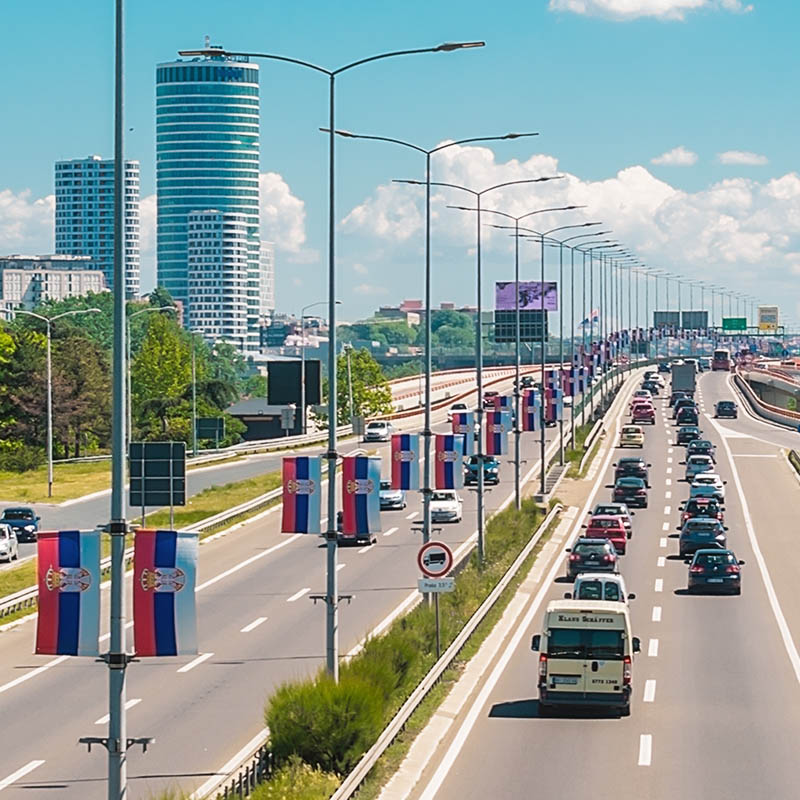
left=531, top=599, right=641, bottom=716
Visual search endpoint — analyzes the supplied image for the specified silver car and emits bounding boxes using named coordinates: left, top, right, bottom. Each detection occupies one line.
left=364, top=421, right=395, bottom=442
left=685, top=454, right=714, bottom=482
left=0, top=524, right=19, bottom=562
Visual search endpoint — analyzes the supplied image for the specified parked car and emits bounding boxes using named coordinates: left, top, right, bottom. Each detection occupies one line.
left=679, top=518, right=728, bottom=558
left=619, top=425, right=645, bottom=448
left=379, top=480, right=407, bottom=510
left=688, top=549, right=744, bottom=594
left=447, top=402, right=469, bottom=423
left=677, top=425, right=703, bottom=446
left=430, top=490, right=463, bottom=523
left=685, top=454, right=715, bottom=482
left=687, top=439, right=716, bottom=461
left=0, top=524, right=19, bottom=562
left=464, top=455, right=500, bottom=485
left=0, top=507, right=40, bottom=542
left=583, top=515, right=628, bottom=555
left=714, top=400, right=738, bottom=419
left=613, top=457, right=651, bottom=483
left=566, top=573, right=634, bottom=603
left=565, top=538, right=619, bottom=579
left=364, top=420, right=395, bottom=442
left=612, top=476, right=648, bottom=508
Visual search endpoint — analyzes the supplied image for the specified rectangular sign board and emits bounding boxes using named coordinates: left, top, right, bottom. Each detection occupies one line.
left=495, top=281, right=558, bottom=312
left=681, top=310, right=708, bottom=330
left=758, top=305, right=779, bottom=332
left=129, top=441, right=186, bottom=508
left=654, top=311, right=680, bottom=328
left=493, top=310, right=548, bottom=343
left=722, top=317, right=747, bottom=331
left=418, top=577, right=455, bottom=593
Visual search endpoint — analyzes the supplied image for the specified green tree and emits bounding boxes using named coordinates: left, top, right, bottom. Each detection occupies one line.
left=337, top=348, right=392, bottom=424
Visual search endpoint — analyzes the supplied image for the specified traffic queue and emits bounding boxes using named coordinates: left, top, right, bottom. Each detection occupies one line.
left=532, top=360, right=744, bottom=718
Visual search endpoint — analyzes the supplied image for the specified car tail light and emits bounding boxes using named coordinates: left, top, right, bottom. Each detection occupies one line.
left=690, top=565, right=704, bottom=573
left=539, top=653, right=548, bottom=678
left=569, top=554, right=580, bottom=561
left=623, top=656, right=632, bottom=685
left=726, top=565, right=740, bottom=574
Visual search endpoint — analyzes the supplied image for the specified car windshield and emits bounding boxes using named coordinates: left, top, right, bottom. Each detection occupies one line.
left=431, top=492, right=455, bottom=502
left=680, top=427, right=700, bottom=434
left=2, top=510, right=32, bottom=520
left=617, top=477, right=644, bottom=487
left=367, top=422, right=385, bottom=430
left=594, top=505, right=623, bottom=516
left=696, top=553, right=737, bottom=566
left=547, top=629, right=624, bottom=659
left=590, top=518, right=621, bottom=529
left=718, top=402, right=734, bottom=409
left=575, top=543, right=609, bottom=555
left=695, top=476, right=715, bottom=485
left=576, top=581, right=622, bottom=602
left=380, top=480, right=391, bottom=490
left=622, top=427, right=640, bottom=434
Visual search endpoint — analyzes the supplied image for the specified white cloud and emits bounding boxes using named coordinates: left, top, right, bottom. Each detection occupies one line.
left=548, top=0, right=753, bottom=21
left=718, top=150, right=769, bottom=166
left=353, top=283, right=389, bottom=296
left=651, top=146, right=698, bottom=166
left=259, top=172, right=315, bottom=260
left=352, top=262, right=368, bottom=275
left=0, top=189, right=54, bottom=253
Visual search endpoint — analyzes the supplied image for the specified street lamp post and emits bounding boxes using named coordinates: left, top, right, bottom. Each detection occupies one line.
left=299, top=300, right=333, bottom=435
left=179, top=39, right=486, bottom=680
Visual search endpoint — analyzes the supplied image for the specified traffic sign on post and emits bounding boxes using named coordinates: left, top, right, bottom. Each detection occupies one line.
left=418, top=577, right=455, bottom=593
left=417, top=541, right=454, bottom=578
left=722, top=317, right=747, bottom=332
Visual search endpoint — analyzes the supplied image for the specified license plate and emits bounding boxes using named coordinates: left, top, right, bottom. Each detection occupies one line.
left=707, top=578, right=723, bottom=583
left=552, top=675, right=579, bottom=685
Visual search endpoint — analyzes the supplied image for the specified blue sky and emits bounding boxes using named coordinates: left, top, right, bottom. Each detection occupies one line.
left=2, top=0, right=799, bottom=325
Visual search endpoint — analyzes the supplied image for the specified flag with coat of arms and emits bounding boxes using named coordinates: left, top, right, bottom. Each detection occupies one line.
left=435, top=434, right=464, bottom=489
left=391, top=433, right=420, bottom=491
left=451, top=411, right=475, bottom=456
left=341, top=455, right=382, bottom=538
left=485, top=410, right=511, bottom=455
left=281, top=455, right=322, bottom=534
left=522, top=389, right=540, bottom=432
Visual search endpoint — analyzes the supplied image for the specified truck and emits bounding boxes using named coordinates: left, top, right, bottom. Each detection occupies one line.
left=671, top=361, right=697, bottom=397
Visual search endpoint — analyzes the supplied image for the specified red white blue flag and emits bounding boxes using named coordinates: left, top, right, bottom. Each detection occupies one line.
left=544, top=369, right=560, bottom=390
left=435, top=434, right=464, bottom=489
left=133, top=529, right=198, bottom=657
left=485, top=410, right=511, bottom=455
left=493, top=395, right=513, bottom=412
left=341, top=455, right=381, bottom=538
left=523, top=390, right=540, bottom=432
left=451, top=411, right=475, bottom=456
left=281, top=456, right=322, bottom=534
left=35, top=530, right=100, bottom=657
left=545, top=388, right=564, bottom=423
left=391, top=433, right=420, bottom=491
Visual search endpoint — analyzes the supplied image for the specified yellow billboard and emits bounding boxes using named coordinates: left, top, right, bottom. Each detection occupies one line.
left=758, top=305, right=779, bottom=332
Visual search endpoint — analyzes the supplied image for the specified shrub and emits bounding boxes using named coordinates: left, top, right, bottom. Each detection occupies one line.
left=251, top=757, right=339, bottom=800
left=0, top=442, right=45, bottom=473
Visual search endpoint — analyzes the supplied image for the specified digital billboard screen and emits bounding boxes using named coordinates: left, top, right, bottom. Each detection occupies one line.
left=495, top=281, right=558, bottom=312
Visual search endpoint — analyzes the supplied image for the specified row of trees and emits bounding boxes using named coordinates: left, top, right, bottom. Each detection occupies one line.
left=338, top=309, right=476, bottom=351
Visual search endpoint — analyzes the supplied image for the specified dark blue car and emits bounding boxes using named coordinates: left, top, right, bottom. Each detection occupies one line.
left=464, top=455, right=500, bottom=485
left=0, top=507, right=40, bottom=542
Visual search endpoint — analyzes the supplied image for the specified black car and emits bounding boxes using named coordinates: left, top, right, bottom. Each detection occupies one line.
left=0, top=507, right=40, bottom=542
left=672, top=398, right=696, bottom=418
left=516, top=375, right=535, bottom=389
left=613, top=457, right=651, bottom=483
left=678, top=518, right=727, bottom=558
left=688, top=549, right=744, bottom=594
left=642, top=380, right=661, bottom=395
left=676, top=425, right=702, bottom=445
left=566, top=538, right=619, bottom=579
left=612, top=476, right=648, bottom=508
left=464, top=455, right=500, bottom=485
left=670, top=390, right=689, bottom=406
left=658, top=362, right=671, bottom=373
left=676, top=406, right=699, bottom=426
left=687, top=439, right=716, bottom=460
left=715, top=400, right=738, bottom=419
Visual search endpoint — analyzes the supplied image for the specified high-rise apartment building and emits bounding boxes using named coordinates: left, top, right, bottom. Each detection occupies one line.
left=259, top=241, right=275, bottom=321
left=156, top=45, right=261, bottom=351
left=54, top=155, right=140, bottom=298
left=187, top=210, right=249, bottom=349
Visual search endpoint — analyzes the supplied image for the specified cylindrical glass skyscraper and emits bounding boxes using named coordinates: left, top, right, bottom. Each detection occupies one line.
left=156, top=47, right=260, bottom=351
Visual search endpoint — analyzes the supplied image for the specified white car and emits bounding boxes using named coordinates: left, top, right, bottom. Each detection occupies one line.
left=633, top=389, right=652, bottom=400
left=430, top=490, right=463, bottom=523
left=0, top=524, right=19, bottom=562
left=685, top=454, right=714, bottom=482
left=447, top=402, right=469, bottom=423
left=566, top=573, right=634, bottom=604
left=363, top=420, right=395, bottom=442
left=690, top=473, right=727, bottom=502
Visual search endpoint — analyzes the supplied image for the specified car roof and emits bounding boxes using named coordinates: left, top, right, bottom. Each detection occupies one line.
left=546, top=599, right=628, bottom=615
left=2, top=507, right=34, bottom=513
left=575, top=537, right=614, bottom=545
left=588, top=514, right=625, bottom=522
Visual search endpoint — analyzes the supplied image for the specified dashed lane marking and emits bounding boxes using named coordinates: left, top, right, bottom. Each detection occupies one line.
left=648, top=638, right=659, bottom=657
left=383, top=527, right=398, bottom=537
left=664, top=505, right=671, bottom=515
left=660, top=537, right=667, bottom=548
left=657, top=556, right=666, bottom=568
left=0, top=761, right=46, bottom=793
left=96, top=698, right=141, bottom=724
left=177, top=653, right=214, bottom=673
left=652, top=606, right=662, bottom=622
left=240, top=617, right=267, bottom=634
left=643, top=679, right=657, bottom=702
left=638, top=735, right=653, bottom=766
left=287, top=587, right=310, bottom=602
left=654, top=578, right=663, bottom=592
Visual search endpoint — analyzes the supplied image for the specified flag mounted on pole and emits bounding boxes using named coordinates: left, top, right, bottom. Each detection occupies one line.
left=134, top=529, right=198, bottom=657
left=391, top=433, right=420, bottom=491
left=493, top=395, right=513, bottom=412
left=35, top=530, right=101, bottom=656
left=485, top=410, right=510, bottom=455
left=523, top=389, right=540, bottom=432
left=281, top=456, right=322, bottom=534
left=451, top=411, right=475, bottom=456
left=341, top=455, right=381, bottom=538
left=435, top=434, right=464, bottom=489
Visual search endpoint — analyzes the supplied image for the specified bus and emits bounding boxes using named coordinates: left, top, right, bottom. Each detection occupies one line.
left=712, top=348, right=731, bottom=371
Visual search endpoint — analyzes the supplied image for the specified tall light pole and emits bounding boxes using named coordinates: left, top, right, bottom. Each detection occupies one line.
left=300, top=300, right=335, bottom=435
left=126, top=305, right=177, bottom=451
left=4, top=308, right=101, bottom=497
left=180, top=39, right=485, bottom=680
left=336, top=131, right=537, bottom=543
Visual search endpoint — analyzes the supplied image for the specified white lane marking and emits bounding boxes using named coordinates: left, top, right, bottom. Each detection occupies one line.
left=337, top=563, right=346, bottom=571
left=648, top=638, right=659, bottom=657
left=654, top=578, right=663, bottom=593
left=733, top=454, right=778, bottom=458
left=657, top=556, right=666, bottom=568
left=638, top=734, right=653, bottom=766
left=660, top=537, right=667, bottom=548
left=664, top=505, right=671, bottom=515
left=667, top=457, right=673, bottom=464
left=0, top=760, right=46, bottom=792
left=718, top=430, right=800, bottom=689
left=406, top=511, right=419, bottom=520
left=358, top=545, right=372, bottom=554
left=287, top=587, right=310, bottom=602
left=661, top=522, right=669, bottom=531
left=643, top=679, right=657, bottom=702
left=95, top=698, right=141, bottom=724
left=652, top=606, right=662, bottom=622
left=177, top=652, right=214, bottom=673
left=0, top=655, right=69, bottom=696
left=240, top=617, right=267, bottom=634
left=665, top=491, right=672, bottom=499
left=666, top=469, right=672, bottom=477
left=196, top=533, right=303, bottom=593
left=383, top=527, right=398, bottom=537
left=668, top=447, right=674, bottom=454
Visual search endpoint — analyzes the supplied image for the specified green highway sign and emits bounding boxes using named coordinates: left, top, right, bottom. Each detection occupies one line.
left=722, top=317, right=747, bottom=331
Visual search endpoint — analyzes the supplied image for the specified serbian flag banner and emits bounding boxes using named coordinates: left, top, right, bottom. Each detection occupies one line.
left=493, top=395, right=513, bottom=412
left=485, top=410, right=510, bottom=455
left=435, top=434, right=464, bottom=489
left=281, top=456, right=322, bottom=534
left=523, top=390, right=540, bottom=432
left=452, top=411, right=475, bottom=456
left=550, top=388, right=565, bottom=421
left=391, top=433, right=420, bottom=491
left=35, top=530, right=100, bottom=657
left=134, top=530, right=198, bottom=657
left=341, top=455, right=381, bottom=538
left=544, top=369, right=560, bottom=390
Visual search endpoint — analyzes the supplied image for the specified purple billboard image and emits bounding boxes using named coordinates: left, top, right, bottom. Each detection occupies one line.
left=495, top=281, right=558, bottom=312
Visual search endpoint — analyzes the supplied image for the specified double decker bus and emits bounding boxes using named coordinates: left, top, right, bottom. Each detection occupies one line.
left=712, top=347, right=731, bottom=371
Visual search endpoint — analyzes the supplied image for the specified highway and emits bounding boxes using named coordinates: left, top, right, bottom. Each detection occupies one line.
left=0, top=378, right=561, bottom=797
left=400, top=370, right=800, bottom=800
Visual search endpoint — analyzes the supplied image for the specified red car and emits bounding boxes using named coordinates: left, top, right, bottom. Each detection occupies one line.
left=583, top=515, right=628, bottom=555
left=632, top=403, right=655, bottom=425
left=680, top=497, right=724, bottom=526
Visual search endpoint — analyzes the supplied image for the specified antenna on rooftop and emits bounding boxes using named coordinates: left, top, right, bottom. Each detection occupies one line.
left=204, top=34, right=210, bottom=49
